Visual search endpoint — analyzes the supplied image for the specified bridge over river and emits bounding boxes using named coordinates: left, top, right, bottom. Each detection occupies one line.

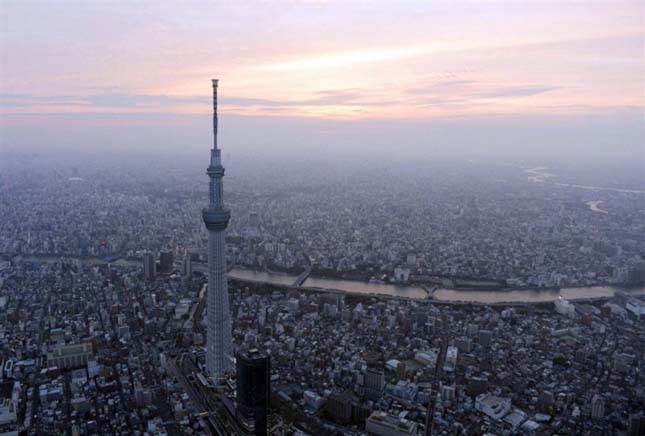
left=9, top=254, right=645, bottom=305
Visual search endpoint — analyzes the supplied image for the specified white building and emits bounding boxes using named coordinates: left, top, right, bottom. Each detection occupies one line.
left=2, top=360, right=14, bottom=381
left=303, top=390, right=325, bottom=410
left=475, top=394, right=512, bottom=421
left=554, top=298, right=576, bottom=318
left=444, top=346, right=458, bottom=372
left=385, top=359, right=401, bottom=372
left=415, top=350, right=437, bottom=367
left=393, top=267, right=410, bottom=283
left=366, top=411, right=418, bottom=436
left=391, top=380, right=417, bottom=402
left=626, top=300, right=645, bottom=318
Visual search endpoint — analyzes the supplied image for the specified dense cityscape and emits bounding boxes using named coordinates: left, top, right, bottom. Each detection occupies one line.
left=2, top=141, right=645, bottom=436
left=1, top=156, right=644, bottom=289
left=1, top=248, right=645, bottom=435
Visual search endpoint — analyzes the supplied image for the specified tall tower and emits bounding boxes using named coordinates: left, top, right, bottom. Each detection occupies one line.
left=203, top=79, right=233, bottom=380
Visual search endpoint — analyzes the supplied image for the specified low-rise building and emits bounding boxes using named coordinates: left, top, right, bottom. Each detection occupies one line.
left=475, top=393, right=511, bottom=421
left=47, top=343, right=93, bottom=369
left=366, top=411, right=418, bottom=436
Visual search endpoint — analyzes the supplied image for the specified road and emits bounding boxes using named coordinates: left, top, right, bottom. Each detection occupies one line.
left=167, top=354, right=242, bottom=435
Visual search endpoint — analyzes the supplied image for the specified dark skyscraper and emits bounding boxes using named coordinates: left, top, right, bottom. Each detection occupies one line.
left=142, top=251, right=155, bottom=281
left=236, top=349, right=270, bottom=436
left=159, top=251, right=174, bottom=274
left=182, top=251, right=192, bottom=278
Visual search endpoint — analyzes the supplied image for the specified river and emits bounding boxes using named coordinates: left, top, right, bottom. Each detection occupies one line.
left=524, top=167, right=645, bottom=195
left=228, top=267, right=644, bottom=304
left=432, top=285, right=645, bottom=304
left=228, top=268, right=300, bottom=287
left=586, top=200, right=608, bottom=214
left=229, top=268, right=428, bottom=299
left=302, top=275, right=428, bottom=299
left=12, top=256, right=645, bottom=305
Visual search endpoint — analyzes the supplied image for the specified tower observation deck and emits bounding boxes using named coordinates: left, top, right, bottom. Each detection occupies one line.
left=203, top=79, right=233, bottom=380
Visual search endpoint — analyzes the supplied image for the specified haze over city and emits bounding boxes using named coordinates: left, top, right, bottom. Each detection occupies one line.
left=1, top=1, right=644, bottom=436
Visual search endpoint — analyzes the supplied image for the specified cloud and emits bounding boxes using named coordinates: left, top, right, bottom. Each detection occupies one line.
left=407, top=82, right=558, bottom=100
left=407, top=80, right=475, bottom=95
left=475, top=86, right=559, bottom=99
left=401, top=82, right=558, bottom=109
left=0, top=92, right=201, bottom=108
left=1, top=89, right=391, bottom=111
left=0, top=93, right=85, bottom=107
left=252, top=44, right=459, bottom=72
left=86, top=93, right=203, bottom=107
left=418, top=97, right=470, bottom=107
left=0, top=83, right=565, bottom=119
left=226, top=90, right=394, bottom=107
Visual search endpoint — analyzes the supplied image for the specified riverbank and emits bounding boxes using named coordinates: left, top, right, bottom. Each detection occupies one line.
left=586, top=200, right=609, bottom=214
left=6, top=254, right=645, bottom=305
left=228, top=266, right=645, bottom=305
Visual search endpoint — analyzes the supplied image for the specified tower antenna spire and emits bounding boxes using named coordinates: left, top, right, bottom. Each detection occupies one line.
left=212, top=78, right=218, bottom=151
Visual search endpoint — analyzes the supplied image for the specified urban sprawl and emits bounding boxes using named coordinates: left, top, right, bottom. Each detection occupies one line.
left=1, top=154, right=644, bottom=436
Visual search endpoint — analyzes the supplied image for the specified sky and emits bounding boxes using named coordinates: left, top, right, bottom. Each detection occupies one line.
left=1, top=0, right=644, bottom=162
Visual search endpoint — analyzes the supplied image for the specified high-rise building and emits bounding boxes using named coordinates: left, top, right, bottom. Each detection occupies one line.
left=249, top=212, right=260, bottom=228
left=591, top=394, right=605, bottom=420
left=628, top=414, right=645, bottom=436
left=142, top=251, right=155, bottom=281
left=326, top=392, right=353, bottom=424
left=182, top=252, right=192, bottom=277
left=159, top=251, right=174, bottom=274
left=364, top=368, right=385, bottom=400
left=236, top=349, right=270, bottom=436
left=203, top=79, right=233, bottom=380
left=441, top=384, right=456, bottom=402
left=443, top=346, right=458, bottom=372
left=478, top=329, right=493, bottom=347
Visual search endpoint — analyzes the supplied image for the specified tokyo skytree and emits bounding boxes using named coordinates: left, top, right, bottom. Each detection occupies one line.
left=202, top=79, right=233, bottom=380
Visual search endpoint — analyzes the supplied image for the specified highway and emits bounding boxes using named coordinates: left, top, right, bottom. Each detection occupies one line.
left=424, top=339, right=449, bottom=436
left=168, top=353, right=243, bottom=436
